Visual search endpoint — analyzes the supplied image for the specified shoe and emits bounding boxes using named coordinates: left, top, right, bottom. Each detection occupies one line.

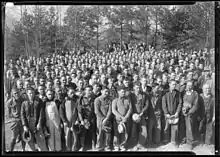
left=79, top=147, right=85, bottom=151
left=113, top=147, right=119, bottom=151
left=120, top=147, right=126, bottom=151
left=104, top=148, right=111, bottom=151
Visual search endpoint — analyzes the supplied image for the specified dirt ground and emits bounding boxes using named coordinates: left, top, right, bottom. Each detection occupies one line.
left=4, top=123, right=215, bottom=155
left=3, top=106, right=215, bottom=155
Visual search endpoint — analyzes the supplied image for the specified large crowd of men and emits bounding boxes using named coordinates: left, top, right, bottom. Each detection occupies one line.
left=4, top=43, right=215, bottom=152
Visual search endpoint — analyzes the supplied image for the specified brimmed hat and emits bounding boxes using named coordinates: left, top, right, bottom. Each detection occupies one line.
left=118, top=122, right=126, bottom=134
left=22, top=130, right=32, bottom=143
left=132, top=113, right=141, bottom=123
left=168, top=116, right=179, bottom=125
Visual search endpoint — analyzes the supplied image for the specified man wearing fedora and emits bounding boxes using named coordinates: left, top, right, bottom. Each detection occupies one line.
left=112, top=86, right=133, bottom=151
left=94, top=87, right=112, bottom=151
left=162, top=80, right=182, bottom=147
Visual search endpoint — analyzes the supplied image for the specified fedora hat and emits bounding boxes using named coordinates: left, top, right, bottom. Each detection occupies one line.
left=168, top=116, right=179, bottom=125
left=132, top=113, right=141, bottom=123
left=22, top=130, right=32, bottom=143
left=118, top=122, right=126, bottom=134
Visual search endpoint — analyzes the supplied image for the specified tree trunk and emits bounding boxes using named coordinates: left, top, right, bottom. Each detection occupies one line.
left=97, top=6, right=99, bottom=53
left=155, top=8, right=158, bottom=49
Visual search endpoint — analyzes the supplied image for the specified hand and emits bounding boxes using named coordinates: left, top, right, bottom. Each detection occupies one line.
left=36, top=124, right=41, bottom=131
left=122, top=117, right=127, bottom=123
left=63, top=122, right=68, bottom=128
left=174, top=112, right=179, bottom=118
left=102, top=118, right=108, bottom=125
left=212, top=117, right=215, bottom=123
left=75, top=121, right=79, bottom=125
left=23, top=126, right=28, bottom=132
left=70, top=127, right=73, bottom=131
left=81, top=121, right=85, bottom=126
left=166, top=114, right=171, bottom=119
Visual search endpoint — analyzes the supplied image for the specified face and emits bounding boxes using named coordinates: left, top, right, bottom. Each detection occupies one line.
left=187, top=72, right=193, bottom=79
left=27, top=89, right=35, bottom=100
left=46, top=82, right=53, bottom=89
left=203, top=84, right=211, bottom=95
left=46, top=91, right=53, bottom=100
left=186, top=81, right=193, bottom=91
left=141, top=78, right=147, bottom=86
left=17, top=81, right=23, bottom=89
left=39, top=79, right=45, bottom=85
left=12, top=89, right=20, bottom=100
left=24, top=81, right=31, bottom=89
left=118, top=89, right=125, bottom=98
left=133, top=75, right=139, bottom=82
left=85, top=87, right=92, bottom=97
left=117, top=75, right=123, bottom=81
left=169, top=81, right=177, bottom=91
left=101, top=89, right=109, bottom=98
left=170, top=73, right=176, bottom=80
left=61, top=77, right=66, bottom=85
left=123, top=80, right=129, bottom=87
left=55, top=88, right=62, bottom=96
left=38, top=86, right=45, bottom=95
left=157, top=78, right=162, bottom=86
left=134, top=85, right=140, bottom=93
left=190, top=63, right=195, bottom=70
left=68, top=89, right=75, bottom=98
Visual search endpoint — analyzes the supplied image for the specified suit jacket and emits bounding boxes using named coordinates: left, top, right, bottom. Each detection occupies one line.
left=21, top=97, right=44, bottom=128
left=162, top=89, right=182, bottom=115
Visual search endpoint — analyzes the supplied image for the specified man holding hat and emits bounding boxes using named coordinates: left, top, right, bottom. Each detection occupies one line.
left=162, top=80, right=182, bottom=147
left=129, top=83, right=150, bottom=150
left=112, top=86, right=133, bottom=151
left=94, top=87, right=112, bottom=151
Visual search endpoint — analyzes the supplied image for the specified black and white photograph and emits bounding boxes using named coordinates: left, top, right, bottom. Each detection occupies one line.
left=3, top=2, right=216, bottom=155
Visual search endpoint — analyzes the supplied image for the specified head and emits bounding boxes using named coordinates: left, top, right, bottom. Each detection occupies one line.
left=186, top=80, right=194, bottom=91
left=46, top=89, right=54, bottom=100
left=84, top=85, right=93, bottom=97
left=141, top=77, right=147, bottom=86
left=67, top=87, right=75, bottom=99
left=93, top=83, right=101, bottom=94
left=169, top=80, right=177, bottom=91
left=123, top=79, right=130, bottom=88
left=117, top=74, right=124, bottom=82
left=46, top=80, right=53, bottom=90
left=16, top=79, right=23, bottom=89
left=118, top=88, right=125, bottom=98
left=38, top=85, right=45, bottom=96
left=27, top=87, right=35, bottom=101
left=11, top=88, right=20, bottom=100
left=203, top=84, right=211, bottom=96
left=55, top=86, right=62, bottom=97
left=133, top=83, right=141, bottom=94
left=60, top=76, right=66, bottom=86
left=24, top=80, right=31, bottom=89
left=101, top=87, right=109, bottom=98
left=133, top=74, right=139, bottom=82
left=39, top=78, right=45, bottom=86
left=156, top=77, right=162, bottom=86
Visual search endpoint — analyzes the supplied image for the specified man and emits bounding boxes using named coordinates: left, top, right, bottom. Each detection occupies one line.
left=44, top=89, right=62, bottom=151
left=199, top=84, right=215, bottom=146
left=107, top=77, right=118, bottom=101
left=20, top=87, right=45, bottom=151
left=59, top=87, right=79, bottom=151
left=150, top=83, right=163, bottom=145
left=75, top=79, right=85, bottom=97
left=6, top=88, right=26, bottom=151
left=114, top=74, right=124, bottom=89
left=78, top=85, right=96, bottom=151
left=162, top=80, right=182, bottom=147
left=60, top=76, right=68, bottom=98
left=94, top=87, right=112, bottom=151
left=182, top=81, right=199, bottom=150
left=140, top=77, right=151, bottom=95
left=112, top=87, right=133, bottom=151
left=129, top=83, right=150, bottom=150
